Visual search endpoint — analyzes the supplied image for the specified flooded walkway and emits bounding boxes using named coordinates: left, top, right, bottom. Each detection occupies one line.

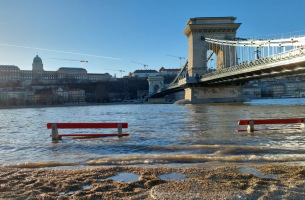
left=1, top=98, right=305, bottom=168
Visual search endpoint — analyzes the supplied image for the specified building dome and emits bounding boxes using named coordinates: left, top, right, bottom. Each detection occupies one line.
left=33, top=55, right=42, bottom=63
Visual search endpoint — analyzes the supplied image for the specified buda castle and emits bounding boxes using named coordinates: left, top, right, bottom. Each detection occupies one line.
left=0, top=55, right=111, bottom=86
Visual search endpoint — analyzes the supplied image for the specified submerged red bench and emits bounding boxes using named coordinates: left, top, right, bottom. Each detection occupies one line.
left=235, top=118, right=305, bottom=133
left=47, top=123, right=128, bottom=141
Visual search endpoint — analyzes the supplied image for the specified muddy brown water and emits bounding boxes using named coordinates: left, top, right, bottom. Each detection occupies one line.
left=1, top=98, right=305, bottom=168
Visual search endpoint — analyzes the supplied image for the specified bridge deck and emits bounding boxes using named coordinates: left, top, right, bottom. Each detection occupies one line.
left=150, top=47, right=305, bottom=98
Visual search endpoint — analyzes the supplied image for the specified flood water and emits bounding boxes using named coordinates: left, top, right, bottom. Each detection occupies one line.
left=1, top=98, right=305, bottom=168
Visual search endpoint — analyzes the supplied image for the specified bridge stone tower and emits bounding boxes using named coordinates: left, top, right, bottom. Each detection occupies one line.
left=183, top=17, right=241, bottom=77
left=148, top=76, right=165, bottom=95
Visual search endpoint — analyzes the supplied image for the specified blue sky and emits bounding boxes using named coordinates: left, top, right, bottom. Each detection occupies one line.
left=0, top=0, right=304, bottom=77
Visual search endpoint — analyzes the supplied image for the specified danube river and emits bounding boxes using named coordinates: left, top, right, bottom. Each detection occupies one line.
left=1, top=98, right=305, bottom=168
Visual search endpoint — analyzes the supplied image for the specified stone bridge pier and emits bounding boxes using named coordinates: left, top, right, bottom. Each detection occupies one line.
left=176, top=86, right=244, bottom=104
left=178, top=17, right=244, bottom=104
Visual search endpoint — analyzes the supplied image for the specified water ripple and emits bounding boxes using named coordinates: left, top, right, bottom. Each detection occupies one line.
left=0, top=99, right=305, bottom=167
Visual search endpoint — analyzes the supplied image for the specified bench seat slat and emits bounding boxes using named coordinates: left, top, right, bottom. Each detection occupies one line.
left=235, top=128, right=301, bottom=132
left=238, top=118, right=305, bottom=125
left=47, top=123, right=128, bottom=129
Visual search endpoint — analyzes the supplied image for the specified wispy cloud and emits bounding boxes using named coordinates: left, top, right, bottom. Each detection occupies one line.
left=0, top=43, right=122, bottom=60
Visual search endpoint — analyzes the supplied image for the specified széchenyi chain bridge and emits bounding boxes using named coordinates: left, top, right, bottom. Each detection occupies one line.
left=148, top=17, right=305, bottom=104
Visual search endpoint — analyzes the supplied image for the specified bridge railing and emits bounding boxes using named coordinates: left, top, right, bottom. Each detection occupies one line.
left=155, top=81, right=182, bottom=93
left=151, top=60, right=189, bottom=95
left=205, top=35, right=305, bottom=71
left=239, top=30, right=305, bottom=41
left=201, top=46, right=305, bottom=80
left=169, top=60, right=188, bottom=86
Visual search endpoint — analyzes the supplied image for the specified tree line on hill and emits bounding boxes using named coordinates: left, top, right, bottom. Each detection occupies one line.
left=0, top=75, right=177, bottom=106
left=67, top=75, right=176, bottom=103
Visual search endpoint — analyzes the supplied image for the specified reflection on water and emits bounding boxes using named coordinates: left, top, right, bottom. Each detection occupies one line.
left=108, top=173, right=140, bottom=183
left=1, top=98, right=305, bottom=168
left=59, top=185, right=91, bottom=196
left=239, top=167, right=279, bottom=178
left=158, top=173, right=187, bottom=180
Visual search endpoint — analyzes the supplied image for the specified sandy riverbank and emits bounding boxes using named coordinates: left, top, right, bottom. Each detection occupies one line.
left=1, top=165, right=305, bottom=199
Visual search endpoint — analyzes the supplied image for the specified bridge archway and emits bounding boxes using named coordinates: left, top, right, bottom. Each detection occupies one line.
left=154, top=85, right=160, bottom=92
left=183, top=17, right=241, bottom=77
left=147, top=76, right=165, bottom=95
left=207, top=45, right=225, bottom=71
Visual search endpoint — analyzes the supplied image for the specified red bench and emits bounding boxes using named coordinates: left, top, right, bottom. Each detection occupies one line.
left=47, top=123, right=128, bottom=141
left=235, top=118, right=305, bottom=133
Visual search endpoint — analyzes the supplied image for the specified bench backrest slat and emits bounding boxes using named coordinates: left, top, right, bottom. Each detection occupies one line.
left=238, top=118, right=305, bottom=125
left=47, top=123, right=128, bottom=129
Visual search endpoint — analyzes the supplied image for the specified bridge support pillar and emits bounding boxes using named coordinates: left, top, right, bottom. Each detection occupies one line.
left=176, top=86, right=244, bottom=104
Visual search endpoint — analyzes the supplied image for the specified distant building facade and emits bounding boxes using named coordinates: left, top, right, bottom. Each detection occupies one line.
left=284, top=82, right=305, bottom=94
left=0, top=55, right=112, bottom=86
left=0, top=65, right=20, bottom=83
left=130, top=68, right=187, bottom=78
left=0, top=86, right=85, bottom=106
left=68, top=89, right=85, bottom=103
left=243, top=85, right=261, bottom=98
left=52, top=87, right=69, bottom=102
left=130, top=69, right=159, bottom=78
left=158, top=67, right=186, bottom=76
left=34, top=87, right=85, bottom=105
left=265, top=83, right=285, bottom=97
left=0, top=90, right=35, bottom=106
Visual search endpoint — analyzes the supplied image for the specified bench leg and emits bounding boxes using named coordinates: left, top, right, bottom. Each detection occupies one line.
left=247, top=121, right=254, bottom=133
left=52, top=124, right=59, bottom=141
left=302, top=119, right=305, bottom=132
left=118, top=124, right=122, bottom=137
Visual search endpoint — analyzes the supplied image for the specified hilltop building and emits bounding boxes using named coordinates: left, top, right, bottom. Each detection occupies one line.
left=0, top=55, right=112, bottom=86
left=158, top=67, right=186, bottom=76
left=129, top=69, right=159, bottom=78
left=129, top=67, right=186, bottom=78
